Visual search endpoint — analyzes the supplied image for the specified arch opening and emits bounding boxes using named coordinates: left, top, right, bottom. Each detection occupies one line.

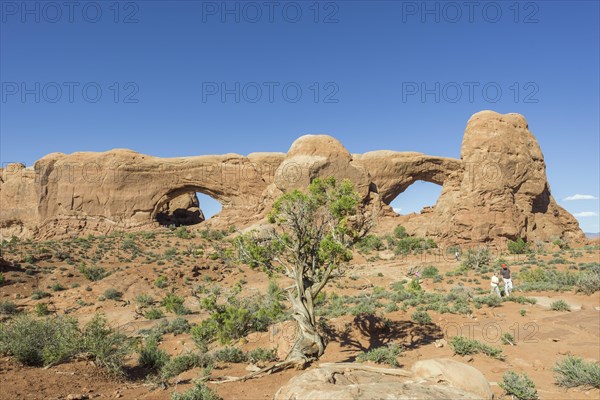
left=388, top=180, right=443, bottom=215
left=152, top=186, right=223, bottom=227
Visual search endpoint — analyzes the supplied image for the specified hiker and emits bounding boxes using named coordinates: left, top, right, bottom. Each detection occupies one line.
left=490, top=272, right=501, bottom=297
left=501, top=263, right=512, bottom=297
left=455, top=250, right=460, bottom=261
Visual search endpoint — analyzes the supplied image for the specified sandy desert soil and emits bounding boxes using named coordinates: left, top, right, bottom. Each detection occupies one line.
left=0, top=229, right=598, bottom=400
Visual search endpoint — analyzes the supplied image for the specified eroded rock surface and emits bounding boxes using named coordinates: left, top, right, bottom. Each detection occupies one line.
left=0, top=111, right=585, bottom=244
left=274, top=360, right=492, bottom=400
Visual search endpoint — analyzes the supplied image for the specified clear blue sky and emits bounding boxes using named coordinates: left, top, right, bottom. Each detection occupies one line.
left=1, top=1, right=599, bottom=231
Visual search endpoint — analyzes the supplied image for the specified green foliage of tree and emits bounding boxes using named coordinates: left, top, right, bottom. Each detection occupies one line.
left=236, top=177, right=374, bottom=361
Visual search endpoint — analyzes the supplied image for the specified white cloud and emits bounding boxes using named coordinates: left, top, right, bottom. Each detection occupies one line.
left=563, top=194, right=598, bottom=201
left=393, top=207, right=402, bottom=213
left=573, top=211, right=599, bottom=217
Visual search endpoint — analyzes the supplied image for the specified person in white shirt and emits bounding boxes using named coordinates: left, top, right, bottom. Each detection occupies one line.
left=490, top=272, right=501, bottom=297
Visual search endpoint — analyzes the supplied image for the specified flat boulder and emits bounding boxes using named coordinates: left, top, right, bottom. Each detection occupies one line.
left=274, top=361, right=490, bottom=400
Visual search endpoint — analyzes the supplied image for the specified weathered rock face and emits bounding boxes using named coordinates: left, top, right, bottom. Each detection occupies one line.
left=274, top=361, right=492, bottom=400
left=0, top=111, right=585, bottom=244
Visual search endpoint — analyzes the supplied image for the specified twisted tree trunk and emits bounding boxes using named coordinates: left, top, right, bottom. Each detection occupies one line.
left=286, top=283, right=325, bottom=361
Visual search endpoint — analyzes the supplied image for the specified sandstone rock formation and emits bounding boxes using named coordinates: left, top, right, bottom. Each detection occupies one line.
left=274, top=361, right=492, bottom=400
left=0, top=111, right=585, bottom=244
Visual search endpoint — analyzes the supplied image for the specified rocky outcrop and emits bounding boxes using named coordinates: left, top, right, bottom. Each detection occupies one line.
left=274, top=361, right=492, bottom=400
left=0, top=111, right=585, bottom=244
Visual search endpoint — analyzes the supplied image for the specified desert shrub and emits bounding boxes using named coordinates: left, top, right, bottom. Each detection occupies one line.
left=503, top=295, right=536, bottom=305
left=356, top=234, right=385, bottom=254
left=508, top=238, right=531, bottom=255
left=145, top=308, right=164, bottom=320
left=519, top=309, right=526, bottom=316
left=575, top=264, right=600, bottom=294
left=449, top=336, right=504, bottom=360
left=499, top=371, right=539, bottom=400
left=0, top=301, right=18, bottom=315
left=139, top=336, right=169, bottom=371
left=79, top=264, right=108, bottom=281
left=550, top=300, right=570, bottom=311
left=79, top=314, right=132, bottom=376
left=34, top=303, right=50, bottom=316
left=161, top=293, right=188, bottom=315
left=357, top=343, right=402, bottom=367
left=171, top=381, right=222, bottom=400
left=406, top=278, right=422, bottom=292
left=161, top=352, right=213, bottom=379
left=31, top=290, right=51, bottom=300
left=501, top=332, right=515, bottom=345
left=157, top=317, right=191, bottom=335
left=247, top=347, right=277, bottom=363
left=421, top=265, right=439, bottom=278
left=393, top=236, right=436, bottom=255
left=0, top=314, right=79, bottom=366
left=174, top=227, right=194, bottom=239
left=462, top=247, right=491, bottom=269
left=473, top=295, right=502, bottom=308
left=213, top=346, right=247, bottom=363
left=0, top=273, right=5, bottom=285
left=191, top=289, right=285, bottom=346
left=411, top=310, right=432, bottom=324
left=135, top=293, right=154, bottom=307
left=103, top=288, right=122, bottom=301
left=155, top=276, right=168, bottom=288
left=553, top=355, right=600, bottom=388
left=394, top=225, right=408, bottom=239
left=552, top=238, right=570, bottom=250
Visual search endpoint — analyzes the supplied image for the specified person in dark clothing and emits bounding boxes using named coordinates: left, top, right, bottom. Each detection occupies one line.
left=501, top=263, right=512, bottom=296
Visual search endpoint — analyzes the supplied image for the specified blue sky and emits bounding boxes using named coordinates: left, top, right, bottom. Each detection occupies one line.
left=1, top=0, right=599, bottom=231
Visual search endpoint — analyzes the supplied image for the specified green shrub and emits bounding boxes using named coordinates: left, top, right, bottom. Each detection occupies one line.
left=576, top=265, right=600, bottom=294
left=34, top=303, right=50, bottom=316
left=213, top=347, right=247, bottom=363
left=356, top=235, right=385, bottom=254
left=394, top=225, right=408, bottom=239
left=0, top=301, right=18, bottom=315
left=357, top=343, right=402, bottom=367
left=550, top=300, right=570, bottom=311
left=508, top=238, right=531, bottom=255
left=79, top=314, right=132, bottom=376
left=519, top=309, right=526, bottom=317
left=473, top=295, right=502, bottom=308
left=161, top=352, right=213, bottom=379
left=247, top=347, right=277, bottom=363
left=171, top=381, right=222, bottom=400
left=406, top=278, right=422, bottom=292
left=462, top=247, right=491, bottom=269
left=135, top=293, right=154, bottom=307
left=499, top=371, right=539, bottom=400
left=161, top=293, right=188, bottom=315
left=145, top=308, right=164, bottom=320
left=501, top=332, right=515, bottom=345
left=421, top=265, right=439, bottom=278
left=155, top=276, right=168, bottom=288
left=0, top=273, right=6, bottom=285
left=554, top=355, right=600, bottom=388
left=79, top=264, right=108, bottom=281
left=191, top=290, right=285, bottom=347
left=174, top=227, right=194, bottom=239
left=139, top=336, right=169, bottom=371
left=449, top=336, right=504, bottom=360
left=103, top=288, right=122, bottom=301
left=31, top=290, right=51, bottom=300
left=411, top=311, right=432, bottom=324
left=0, top=314, right=79, bottom=366
left=51, top=283, right=66, bottom=292
left=157, top=317, right=191, bottom=335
